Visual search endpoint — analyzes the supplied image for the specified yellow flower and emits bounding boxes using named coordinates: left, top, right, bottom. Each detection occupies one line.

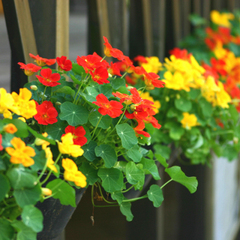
left=5, top=137, right=35, bottom=167
left=3, top=124, right=18, bottom=134
left=57, top=133, right=84, bottom=157
left=11, top=88, right=37, bottom=119
left=35, top=132, right=50, bottom=150
left=141, top=57, right=162, bottom=73
left=62, top=158, right=87, bottom=188
left=201, top=76, right=231, bottom=108
left=181, top=112, right=199, bottom=130
left=3, top=110, right=12, bottom=119
left=210, top=10, right=234, bottom=28
left=44, top=147, right=58, bottom=173
left=0, top=88, right=15, bottom=114
left=140, top=91, right=161, bottom=114
left=41, top=188, right=52, bottom=196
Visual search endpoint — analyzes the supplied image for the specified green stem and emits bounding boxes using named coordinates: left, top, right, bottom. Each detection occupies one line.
left=40, top=153, right=62, bottom=186
left=73, top=80, right=85, bottom=104
left=160, top=179, right=173, bottom=189
left=121, top=185, right=134, bottom=193
left=91, top=115, right=103, bottom=139
left=122, top=194, right=148, bottom=203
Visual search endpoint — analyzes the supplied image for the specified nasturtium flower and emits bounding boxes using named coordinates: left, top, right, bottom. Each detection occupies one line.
left=58, top=133, right=84, bottom=158
left=56, top=56, right=72, bottom=71
left=35, top=132, right=50, bottom=149
left=11, top=88, right=37, bottom=119
left=5, top=137, right=35, bottom=167
left=18, top=62, right=41, bottom=76
left=210, top=10, right=234, bottom=28
left=103, top=36, right=124, bottom=60
left=3, top=110, right=12, bottom=119
left=41, top=188, right=52, bottom=196
left=108, top=62, right=122, bottom=76
left=90, top=66, right=110, bottom=84
left=144, top=72, right=165, bottom=90
left=62, top=158, right=87, bottom=188
left=134, top=120, right=150, bottom=138
left=3, top=124, right=17, bottom=134
left=180, top=112, right=199, bottom=130
left=169, top=48, right=192, bottom=60
left=34, top=101, right=58, bottom=125
left=92, top=93, right=123, bottom=118
left=29, top=53, right=56, bottom=66
left=63, top=126, right=87, bottom=146
left=36, top=68, right=61, bottom=87
left=141, top=56, right=162, bottom=74
left=140, top=91, right=161, bottom=114
left=0, top=88, right=15, bottom=114
left=44, top=147, right=58, bottom=173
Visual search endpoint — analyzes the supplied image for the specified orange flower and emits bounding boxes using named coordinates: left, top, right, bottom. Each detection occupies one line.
left=6, top=137, right=35, bottom=167
left=3, top=124, right=17, bottom=134
left=18, top=62, right=41, bottom=76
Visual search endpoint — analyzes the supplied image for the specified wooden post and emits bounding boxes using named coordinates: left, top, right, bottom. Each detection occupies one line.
left=158, top=0, right=166, bottom=62
left=172, top=0, right=181, bottom=46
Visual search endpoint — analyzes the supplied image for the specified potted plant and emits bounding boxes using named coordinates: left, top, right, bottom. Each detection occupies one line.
left=0, top=37, right=198, bottom=240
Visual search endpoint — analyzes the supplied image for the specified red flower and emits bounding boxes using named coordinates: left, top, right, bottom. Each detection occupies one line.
left=92, top=93, right=123, bottom=118
left=18, top=62, right=41, bottom=76
left=76, top=53, right=109, bottom=73
left=134, top=120, right=150, bottom=138
left=134, top=55, right=148, bottom=64
left=90, top=66, right=110, bottom=84
left=103, top=36, right=125, bottom=60
left=210, top=58, right=227, bottom=76
left=144, top=72, right=165, bottom=90
left=113, top=87, right=142, bottom=104
left=0, top=134, right=3, bottom=151
left=56, top=56, right=72, bottom=71
left=63, top=126, right=87, bottom=146
left=108, top=62, right=122, bottom=76
left=34, top=101, right=58, bottom=125
left=169, top=48, right=192, bottom=60
left=36, top=68, right=61, bottom=87
left=29, top=53, right=56, bottom=66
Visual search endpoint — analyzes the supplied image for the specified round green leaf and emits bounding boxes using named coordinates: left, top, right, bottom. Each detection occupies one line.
left=141, top=158, right=161, bottom=180
left=174, top=98, right=192, bottom=112
left=89, top=111, right=112, bottom=129
left=22, top=205, right=43, bottom=233
left=11, top=220, right=37, bottom=240
left=7, top=167, right=38, bottom=190
left=126, top=145, right=143, bottom=163
left=59, top=102, right=89, bottom=126
left=116, top=123, right=138, bottom=150
left=46, top=179, right=76, bottom=207
left=45, top=121, right=67, bottom=140
left=82, top=141, right=97, bottom=162
left=0, top=218, right=14, bottom=240
left=95, top=144, right=117, bottom=168
left=165, top=166, right=198, bottom=193
left=79, top=162, right=99, bottom=185
left=0, top=173, right=10, bottom=202
left=147, top=184, right=164, bottom=207
left=98, top=168, right=124, bottom=192
left=13, top=184, right=42, bottom=208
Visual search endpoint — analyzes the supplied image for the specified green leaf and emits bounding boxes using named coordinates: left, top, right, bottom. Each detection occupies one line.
left=13, top=184, right=42, bottom=208
left=46, top=179, right=76, bottom=207
left=155, top=153, right=168, bottom=168
left=147, top=184, right=164, bottom=207
left=120, top=202, right=133, bottom=221
left=126, top=145, right=143, bottom=163
left=116, top=123, right=138, bottom=150
left=153, top=144, right=171, bottom=159
left=189, top=14, right=207, bottom=26
left=125, top=162, right=145, bottom=189
left=109, top=77, right=126, bottom=90
left=31, top=149, right=46, bottom=172
left=11, top=220, right=37, bottom=240
left=98, top=168, right=124, bottom=192
left=89, top=111, right=112, bottom=129
left=3, top=119, right=29, bottom=138
left=22, top=205, right=43, bottom=232
left=52, top=86, right=75, bottom=98
left=141, top=158, right=161, bottom=180
left=99, top=84, right=113, bottom=98
left=188, top=89, right=200, bottom=100
left=199, top=98, right=212, bottom=117
left=0, top=173, right=10, bottom=202
left=70, top=73, right=81, bottom=85
left=82, top=87, right=99, bottom=102
left=82, top=141, right=98, bottom=162
left=169, top=126, right=184, bottom=140
left=72, top=63, right=85, bottom=75
left=165, top=166, right=198, bottom=193
left=111, top=192, right=124, bottom=204
left=45, top=121, right=67, bottom=140
left=174, top=98, right=192, bottom=112
left=7, top=167, right=38, bottom=190
left=59, top=102, right=89, bottom=126
left=27, top=127, right=55, bottom=145
left=0, top=158, right=6, bottom=171
left=0, top=218, right=14, bottom=240
left=95, top=144, right=117, bottom=168
left=79, top=162, right=99, bottom=185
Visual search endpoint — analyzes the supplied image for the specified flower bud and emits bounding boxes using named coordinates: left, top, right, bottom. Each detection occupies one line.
left=55, top=101, right=61, bottom=106
left=41, top=188, right=52, bottom=196
left=233, top=137, right=238, bottom=144
left=30, top=85, right=38, bottom=91
left=3, top=123, right=17, bottom=134
left=165, top=96, right=170, bottom=102
left=176, top=94, right=180, bottom=99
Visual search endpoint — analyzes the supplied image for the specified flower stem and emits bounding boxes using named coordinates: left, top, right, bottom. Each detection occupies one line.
left=91, top=115, right=103, bottom=139
left=160, top=179, right=173, bottom=189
